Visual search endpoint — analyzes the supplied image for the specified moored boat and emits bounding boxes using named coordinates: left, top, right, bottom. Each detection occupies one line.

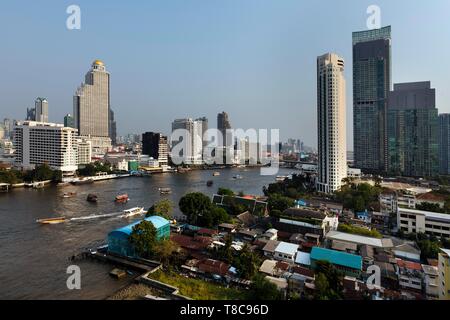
left=63, top=192, right=77, bottom=198
left=213, top=172, right=220, bottom=176
left=159, top=187, right=172, bottom=195
left=71, top=178, right=94, bottom=185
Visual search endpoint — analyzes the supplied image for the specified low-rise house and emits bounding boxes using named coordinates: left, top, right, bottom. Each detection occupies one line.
left=422, top=264, right=439, bottom=299
left=273, top=242, right=299, bottom=263
left=294, top=251, right=311, bottom=268
left=218, top=223, right=236, bottom=234
left=265, top=276, right=288, bottom=298
left=196, top=228, right=218, bottom=238
left=236, top=229, right=259, bottom=243
left=197, top=259, right=231, bottom=278
left=310, top=247, right=363, bottom=278
left=259, top=260, right=278, bottom=276
left=331, top=240, right=358, bottom=254
left=393, top=243, right=421, bottom=262
left=373, top=260, right=398, bottom=290
left=262, top=240, right=281, bottom=258
left=261, top=228, right=278, bottom=241
left=396, top=259, right=424, bottom=293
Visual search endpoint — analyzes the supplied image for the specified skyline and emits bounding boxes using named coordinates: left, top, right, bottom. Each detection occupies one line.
left=1, top=1, right=450, bottom=148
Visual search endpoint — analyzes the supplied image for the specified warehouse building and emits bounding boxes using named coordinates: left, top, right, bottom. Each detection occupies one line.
left=108, top=216, right=170, bottom=258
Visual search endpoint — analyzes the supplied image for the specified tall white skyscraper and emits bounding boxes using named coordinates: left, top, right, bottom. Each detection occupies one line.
left=316, top=53, right=347, bottom=194
left=35, top=97, right=48, bottom=123
left=171, top=118, right=205, bottom=165
left=73, top=60, right=111, bottom=154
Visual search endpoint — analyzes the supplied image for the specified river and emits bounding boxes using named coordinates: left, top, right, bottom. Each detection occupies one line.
left=0, top=167, right=294, bottom=299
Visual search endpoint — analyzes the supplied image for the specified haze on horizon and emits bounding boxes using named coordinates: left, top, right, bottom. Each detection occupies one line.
left=1, top=0, right=449, bottom=149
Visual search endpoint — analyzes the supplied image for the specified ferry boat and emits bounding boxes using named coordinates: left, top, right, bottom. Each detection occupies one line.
left=115, top=194, right=129, bottom=202
left=213, top=172, right=221, bottom=176
left=36, top=217, right=67, bottom=225
left=159, top=187, right=172, bottom=195
left=63, top=192, right=77, bottom=198
left=87, top=194, right=98, bottom=203
left=121, top=207, right=145, bottom=218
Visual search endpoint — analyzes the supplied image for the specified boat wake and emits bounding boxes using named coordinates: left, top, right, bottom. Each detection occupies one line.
left=69, top=212, right=123, bottom=221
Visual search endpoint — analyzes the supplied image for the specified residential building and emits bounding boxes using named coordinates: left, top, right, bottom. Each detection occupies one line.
left=438, top=248, right=450, bottom=300
left=35, top=97, right=49, bottom=123
left=439, top=114, right=450, bottom=175
left=76, top=138, right=92, bottom=165
left=273, top=242, right=299, bottom=263
left=392, top=243, right=421, bottom=262
left=171, top=118, right=205, bottom=165
left=73, top=60, right=112, bottom=154
left=422, top=264, right=439, bottom=299
left=396, top=259, right=423, bottom=293
left=109, top=108, right=117, bottom=146
left=353, top=26, right=392, bottom=173
left=310, top=247, right=362, bottom=277
left=387, top=82, right=438, bottom=177
left=316, top=53, right=347, bottom=194
left=325, top=230, right=394, bottom=249
left=14, top=121, right=78, bottom=174
left=397, top=207, right=450, bottom=238
left=142, top=132, right=168, bottom=167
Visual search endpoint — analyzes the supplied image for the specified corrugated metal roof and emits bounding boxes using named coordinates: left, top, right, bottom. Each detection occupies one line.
left=295, top=251, right=311, bottom=266
left=112, top=216, right=169, bottom=235
left=275, top=242, right=299, bottom=255
left=311, top=247, right=362, bottom=270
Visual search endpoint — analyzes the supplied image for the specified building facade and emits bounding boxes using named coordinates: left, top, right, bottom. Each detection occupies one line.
left=171, top=118, right=205, bottom=165
left=438, top=248, right=450, bottom=300
left=397, top=207, right=450, bottom=239
left=353, top=26, right=392, bottom=173
left=35, top=97, right=49, bottom=123
left=64, top=114, right=75, bottom=128
left=14, top=121, right=78, bottom=174
left=142, top=132, right=169, bottom=167
left=73, top=60, right=111, bottom=154
left=316, top=53, right=347, bottom=194
left=109, top=108, right=117, bottom=146
left=439, top=114, right=450, bottom=175
left=217, top=111, right=231, bottom=147
left=387, top=82, right=438, bottom=177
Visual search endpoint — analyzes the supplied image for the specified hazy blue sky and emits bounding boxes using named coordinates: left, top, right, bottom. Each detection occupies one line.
left=1, top=0, right=449, bottom=149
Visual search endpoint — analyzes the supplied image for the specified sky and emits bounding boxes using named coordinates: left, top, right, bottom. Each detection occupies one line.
left=0, top=0, right=449, bottom=149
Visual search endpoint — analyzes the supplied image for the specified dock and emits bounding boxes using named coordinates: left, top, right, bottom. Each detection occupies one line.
left=87, top=251, right=160, bottom=273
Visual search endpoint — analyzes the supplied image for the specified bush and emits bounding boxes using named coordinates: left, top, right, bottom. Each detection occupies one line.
left=338, top=223, right=382, bottom=238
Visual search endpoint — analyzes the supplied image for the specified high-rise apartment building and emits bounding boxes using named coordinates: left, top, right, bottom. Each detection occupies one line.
left=109, top=109, right=117, bottom=146
left=353, top=26, right=392, bottom=173
left=439, top=114, right=450, bottom=175
left=35, top=97, right=49, bottom=123
left=171, top=118, right=205, bottom=165
left=316, top=53, right=347, bottom=194
left=26, top=107, right=35, bottom=121
left=387, top=82, right=438, bottom=177
left=73, top=60, right=111, bottom=154
left=14, top=121, right=78, bottom=174
left=142, top=132, right=169, bottom=167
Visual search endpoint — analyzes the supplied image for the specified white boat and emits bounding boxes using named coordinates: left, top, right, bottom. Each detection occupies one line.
left=121, top=207, right=145, bottom=218
left=213, top=172, right=221, bottom=176
left=233, top=174, right=243, bottom=180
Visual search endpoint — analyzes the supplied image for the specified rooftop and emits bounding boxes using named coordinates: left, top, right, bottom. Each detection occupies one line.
left=110, top=216, right=169, bottom=236
left=326, top=231, right=393, bottom=248
left=274, top=242, right=299, bottom=256
left=295, top=251, right=311, bottom=266
left=311, top=247, right=362, bottom=270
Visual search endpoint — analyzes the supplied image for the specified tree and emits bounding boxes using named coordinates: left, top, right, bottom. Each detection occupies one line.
left=248, top=273, right=282, bottom=300
left=314, top=261, right=343, bottom=300
left=234, top=244, right=260, bottom=280
left=147, top=199, right=173, bottom=220
left=268, top=194, right=294, bottom=213
left=129, top=220, right=157, bottom=258
left=152, top=240, right=179, bottom=265
left=217, top=187, right=235, bottom=196
left=179, top=192, right=212, bottom=225
left=416, top=202, right=444, bottom=213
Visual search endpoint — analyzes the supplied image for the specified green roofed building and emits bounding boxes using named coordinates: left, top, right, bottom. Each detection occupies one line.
left=107, top=216, right=170, bottom=258
left=310, top=247, right=362, bottom=277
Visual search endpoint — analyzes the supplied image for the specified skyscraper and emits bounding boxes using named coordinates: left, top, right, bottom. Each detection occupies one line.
left=35, top=97, right=49, bottom=123
left=353, top=26, right=392, bottom=173
left=217, top=111, right=231, bottom=147
left=26, top=107, right=35, bottom=121
left=387, top=82, right=438, bottom=177
left=64, top=114, right=74, bottom=128
left=73, top=60, right=111, bottom=154
left=109, top=108, right=117, bottom=146
left=439, top=114, right=450, bottom=175
left=171, top=118, right=205, bottom=165
left=316, top=53, right=347, bottom=194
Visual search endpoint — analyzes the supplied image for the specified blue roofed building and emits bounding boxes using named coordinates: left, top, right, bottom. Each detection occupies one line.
left=310, top=247, right=362, bottom=277
left=108, top=216, right=170, bottom=258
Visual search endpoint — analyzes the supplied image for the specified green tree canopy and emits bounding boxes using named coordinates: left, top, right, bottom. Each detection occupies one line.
left=148, top=199, right=173, bottom=220
left=217, top=187, right=235, bottom=196
left=179, top=192, right=213, bottom=225
left=268, top=194, right=295, bottom=213
left=129, top=220, right=157, bottom=258
left=248, top=273, right=282, bottom=300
